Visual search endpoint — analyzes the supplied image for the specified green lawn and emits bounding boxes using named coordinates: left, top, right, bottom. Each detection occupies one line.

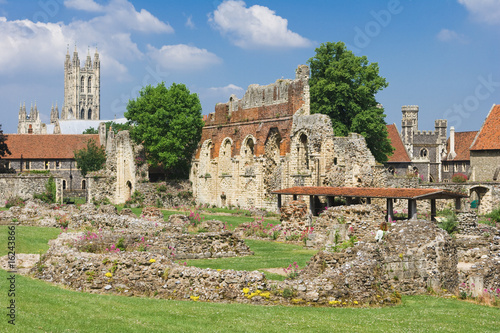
left=0, top=268, right=498, bottom=332
left=186, top=240, right=316, bottom=280
left=0, top=226, right=61, bottom=256
left=162, top=209, right=273, bottom=230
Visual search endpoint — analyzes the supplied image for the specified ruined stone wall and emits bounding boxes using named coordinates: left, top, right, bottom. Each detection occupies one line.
left=191, top=65, right=380, bottom=211
left=135, top=181, right=193, bottom=208
left=88, top=128, right=147, bottom=205
left=0, top=175, right=62, bottom=206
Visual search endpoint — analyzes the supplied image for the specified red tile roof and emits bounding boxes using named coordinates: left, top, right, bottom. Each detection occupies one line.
left=386, top=124, right=411, bottom=162
left=445, top=131, right=478, bottom=161
left=272, top=186, right=466, bottom=199
left=470, top=104, right=500, bottom=150
left=4, top=134, right=100, bottom=159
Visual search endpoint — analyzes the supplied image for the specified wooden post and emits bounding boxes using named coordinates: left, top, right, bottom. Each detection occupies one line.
left=430, top=199, right=436, bottom=221
left=346, top=197, right=352, bottom=205
left=408, top=199, right=417, bottom=220
left=386, top=198, right=394, bottom=222
left=309, top=195, right=315, bottom=216
left=277, top=194, right=282, bottom=212
left=293, top=194, right=298, bottom=200
left=327, top=196, right=334, bottom=208
left=455, top=197, right=462, bottom=212
left=366, top=197, right=371, bottom=204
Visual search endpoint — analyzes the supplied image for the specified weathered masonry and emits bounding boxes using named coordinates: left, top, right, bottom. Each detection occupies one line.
left=190, top=65, right=385, bottom=210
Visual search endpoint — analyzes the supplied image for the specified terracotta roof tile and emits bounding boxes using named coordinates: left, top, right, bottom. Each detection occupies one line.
left=4, top=134, right=100, bottom=159
left=445, top=131, right=477, bottom=161
left=470, top=104, right=500, bottom=150
left=272, top=186, right=466, bottom=199
left=386, top=124, right=411, bottom=162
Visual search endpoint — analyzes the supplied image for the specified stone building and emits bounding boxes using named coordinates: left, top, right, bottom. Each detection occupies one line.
left=190, top=65, right=383, bottom=211
left=469, top=104, right=500, bottom=182
left=441, top=127, right=477, bottom=181
left=18, top=46, right=101, bottom=134
left=87, top=124, right=148, bottom=204
left=400, top=105, right=448, bottom=182
left=385, top=123, right=411, bottom=177
left=2, top=134, right=99, bottom=191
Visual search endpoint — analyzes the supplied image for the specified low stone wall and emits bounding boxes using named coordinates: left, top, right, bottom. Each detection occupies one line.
left=279, top=200, right=311, bottom=238
left=135, top=181, right=194, bottom=208
left=0, top=174, right=62, bottom=207
left=70, top=229, right=253, bottom=260
left=311, top=204, right=385, bottom=247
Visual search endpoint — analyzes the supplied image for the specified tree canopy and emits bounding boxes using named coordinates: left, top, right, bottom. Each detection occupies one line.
left=0, top=124, right=10, bottom=159
left=125, top=82, right=203, bottom=178
left=82, top=127, right=98, bottom=134
left=73, top=139, right=106, bottom=177
left=308, top=41, right=393, bottom=163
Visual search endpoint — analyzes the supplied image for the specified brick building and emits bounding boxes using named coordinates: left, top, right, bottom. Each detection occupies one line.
left=469, top=104, right=500, bottom=181
left=2, top=134, right=100, bottom=191
left=190, top=65, right=384, bottom=210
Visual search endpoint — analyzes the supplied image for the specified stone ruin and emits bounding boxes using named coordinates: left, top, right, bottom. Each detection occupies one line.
left=1, top=196, right=499, bottom=307
left=190, top=65, right=386, bottom=211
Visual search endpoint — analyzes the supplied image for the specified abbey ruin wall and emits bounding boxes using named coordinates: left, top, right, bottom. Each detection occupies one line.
left=190, top=65, right=384, bottom=211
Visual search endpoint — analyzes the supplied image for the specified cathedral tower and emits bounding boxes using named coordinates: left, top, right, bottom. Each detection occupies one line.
left=61, top=46, right=100, bottom=120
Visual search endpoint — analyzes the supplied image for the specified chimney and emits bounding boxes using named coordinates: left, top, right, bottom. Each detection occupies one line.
left=448, top=126, right=457, bottom=160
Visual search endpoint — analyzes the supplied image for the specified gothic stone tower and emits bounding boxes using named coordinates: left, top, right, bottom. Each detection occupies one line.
left=61, top=46, right=100, bottom=120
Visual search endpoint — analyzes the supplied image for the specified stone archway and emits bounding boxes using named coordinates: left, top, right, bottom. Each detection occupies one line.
left=126, top=181, right=132, bottom=201
left=469, top=185, right=489, bottom=212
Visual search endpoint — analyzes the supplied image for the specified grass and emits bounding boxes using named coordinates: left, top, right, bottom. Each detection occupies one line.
left=0, top=268, right=499, bottom=332
left=185, top=240, right=316, bottom=280
left=114, top=205, right=143, bottom=217
left=0, top=226, right=61, bottom=256
left=162, top=209, right=269, bottom=230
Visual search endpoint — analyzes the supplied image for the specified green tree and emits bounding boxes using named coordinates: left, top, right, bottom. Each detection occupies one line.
left=125, top=82, right=203, bottom=178
left=308, top=41, right=393, bottom=162
left=0, top=124, right=12, bottom=173
left=0, top=124, right=10, bottom=158
left=73, top=139, right=106, bottom=177
left=104, top=121, right=131, bottom=135
left=82, top=127, right=98, bottom=134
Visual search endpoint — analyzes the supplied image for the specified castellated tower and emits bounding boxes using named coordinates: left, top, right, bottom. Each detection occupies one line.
left=61, top=46, right=100, bottom=120
left=401, top=105, right=419, bottom=147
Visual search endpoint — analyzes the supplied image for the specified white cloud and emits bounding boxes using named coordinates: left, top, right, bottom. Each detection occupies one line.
left=64, top=0, right=105, bottom=12
left=436, top=28, right=468, bottom=43
left=208, top=0, right=312, bottom=49
left=185, top=15, right=195, bottom=29
left=458, top=0, right=500, bottom=25
left=208, top=84, right=244, bottom=96
left=147, top=44, right=222, bottom=71
left=0, top=0, right=173, bottom=78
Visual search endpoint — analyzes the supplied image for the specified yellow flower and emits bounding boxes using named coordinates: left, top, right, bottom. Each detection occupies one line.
left=216, top=269, right=221, bottom=271
left=190, top=295, right=200, bottom=301
left=242, top=288, right=250, bottom=294
left=255, top=290, right=261, bottom=295
left=149, top=259, right=156, bottom=263
left=105, top=272, right=113, bottom=278
left=342, top=302, right=347, bottom=305
left=353, top=301, right=358, bottom=305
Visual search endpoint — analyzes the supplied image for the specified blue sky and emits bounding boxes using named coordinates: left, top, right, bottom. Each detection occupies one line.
left=0, top=0, right=499, bottom=135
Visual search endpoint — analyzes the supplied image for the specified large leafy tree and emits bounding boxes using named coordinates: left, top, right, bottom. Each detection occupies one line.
left=74, top=139, right=106, bottom=177
left=308, top=41, right=393, bottom=162
left=125, top=82, right=203, bottom=178
left=0, top=124, right=10, bottom=159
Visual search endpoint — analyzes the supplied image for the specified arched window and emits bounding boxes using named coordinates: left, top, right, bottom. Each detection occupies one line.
left=388, top=166, right=395, bottom=175
left=80, top=108, right=85, bottom=119
left=62, top=179, right=67, bottom=190
left=28, top=124, right=33, bottom=134
left=88, top=77, right=92, bottom=93
left=420, top=148, right=428, bottom=158
left=298, top=133, right=309, bottom=170
left=80, top=76, right=85, bottom=93
left=244, top=138, right=254, bottom=156
left=81, top=179, right=86, bottom=190
left=88, top=108, right=92, bottom=120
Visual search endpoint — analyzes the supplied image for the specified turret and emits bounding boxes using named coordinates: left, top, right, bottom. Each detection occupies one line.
left=85, top=47, right=92, bottom=69
left=18, top=102, right=26, bottom=121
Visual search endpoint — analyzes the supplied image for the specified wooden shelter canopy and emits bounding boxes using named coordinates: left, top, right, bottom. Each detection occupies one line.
left=272, top=186, right=467, bottom=200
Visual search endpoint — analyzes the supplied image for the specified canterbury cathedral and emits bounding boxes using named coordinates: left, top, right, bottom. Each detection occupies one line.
left=17, top=46, right=101, bottom=134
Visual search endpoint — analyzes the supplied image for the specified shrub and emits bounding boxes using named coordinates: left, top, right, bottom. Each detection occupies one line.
left=485, top=207, right=500, bottom=223
left=451, top=173, right=467, bottom=183
left=33, top=176, right=57, bottom=203
left=5, top=196, right=25, bottom=208
left=438, top=213, right=458, bottom=235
